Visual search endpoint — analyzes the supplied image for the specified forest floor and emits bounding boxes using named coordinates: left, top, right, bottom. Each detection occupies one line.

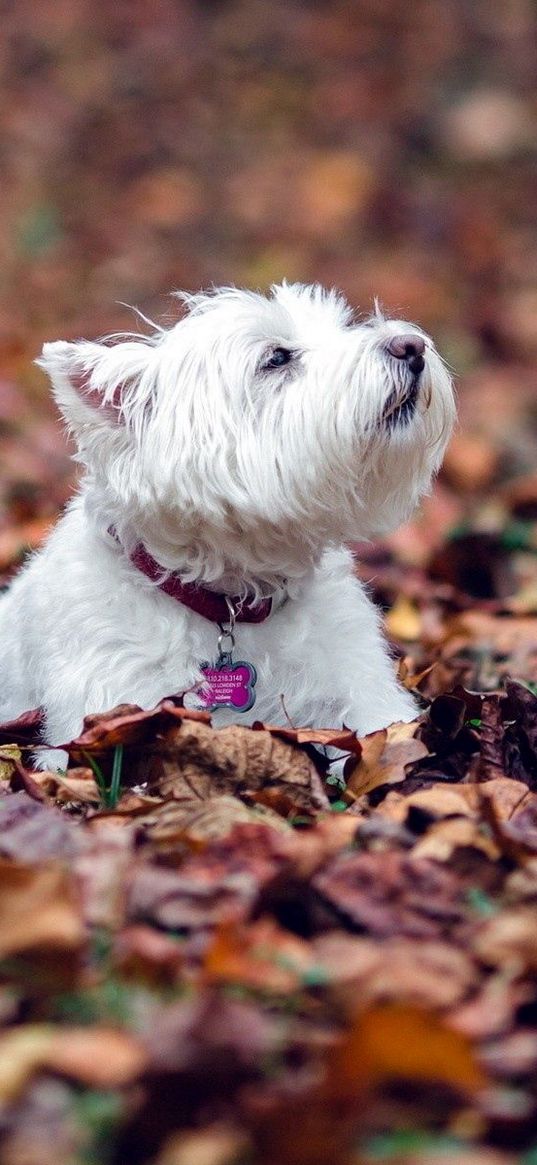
left=1, top=355, right=537, bottom=1165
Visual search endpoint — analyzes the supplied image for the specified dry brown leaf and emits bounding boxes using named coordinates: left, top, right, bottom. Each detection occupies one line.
left=0, top=859, right=85, bottom=960
left=246, top=1003, right=486, bottom=1164
left=245, top=1082, right=360, bottom=1165
left=412, top=815, right=499, bottom=861
left=448, top=975, right=526, bottom=1041
left=475, top=695, right=506, bottom=782
left=313, top=934, right=476, bottom=1012
left=205, top=917, right=317, bottom=994
left=346, top=721, right=428, bottom=799
left=376, top=784, right=477, bottom=825
left=126, top=824, right=286, bottom=932
left=282, top=813, right=361, bottom=878
left=112, top=924, right=184, bottom=985
left=311, top=932, right=382, bottom=990
left=329, top=1002, right=487, bottom=1095
left=385, top=594, right=423, bottom=641
left=480, top=788, right=537, bottom=861
left=375, top=778, right=532, bottom=829
left=62, top=698, right=210, bottom=756
left=0, top=699, right=43, bottom=745
left=0, top=743, right=21, bottom=780
left=64, top=701, right=330, bottom=814
left=0, top=1027, right=56, bottom=1102
left=143, top=720, right=328, bottom=814
left=504, top=858, right=537, bottom=905
left=256, top=723, right=363, bottom=760
left=33, top=766, right=100, bottom=804
left=443, top=611, right=537, bottom=682
left=360, top=939, right=478, bottom=1010
left=474, top=907, right=537, bottom=971
left=396, top=1152, right=513, bottom=1165
left=45, top=1026, right=147, bottom=1087
left=314, top=850, right=464, bottom=940
left=478, top=778, right=534, bottom=822
left=0, top=1023, right=147, bottom=1101
left=397, top=657, right=435, bottom=691
left=134, top=793, right=289, bottom=849
left=74, top=822, right=135, bottom=930
left=155, top=1125, right=251, bottom=1165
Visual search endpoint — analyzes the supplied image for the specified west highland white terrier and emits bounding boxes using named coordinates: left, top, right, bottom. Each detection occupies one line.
left=0, top=284, right=455, bottom=763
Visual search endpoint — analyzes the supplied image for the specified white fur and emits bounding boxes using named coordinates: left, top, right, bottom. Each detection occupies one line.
left=0, top=283, right=455, bottom=764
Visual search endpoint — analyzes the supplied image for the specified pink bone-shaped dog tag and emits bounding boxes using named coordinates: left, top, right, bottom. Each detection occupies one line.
left=196, top=660, right=257, bottom=713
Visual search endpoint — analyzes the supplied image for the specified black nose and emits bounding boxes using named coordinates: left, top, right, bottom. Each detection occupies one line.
left=387, top=333, right=425, bottom=375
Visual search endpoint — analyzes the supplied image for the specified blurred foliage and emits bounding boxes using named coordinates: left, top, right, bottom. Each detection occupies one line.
left=0, top=0, right=535, bottom=362
left=0, top=0, right=536, bottom=554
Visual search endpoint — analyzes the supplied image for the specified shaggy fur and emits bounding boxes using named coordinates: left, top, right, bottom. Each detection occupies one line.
left=0, top=283, right=455, bottom=763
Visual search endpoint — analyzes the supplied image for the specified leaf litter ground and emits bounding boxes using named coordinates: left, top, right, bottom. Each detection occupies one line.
left=3, top=519, right=537, bottom=1165
left=3, top=375, right=537, bottom=1165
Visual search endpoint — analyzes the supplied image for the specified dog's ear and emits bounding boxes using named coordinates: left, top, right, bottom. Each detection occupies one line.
left=37, top=339, right=155, bottom=434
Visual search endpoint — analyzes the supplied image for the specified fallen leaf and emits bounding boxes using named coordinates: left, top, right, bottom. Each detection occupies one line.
left=46, top=1026, right=147, bottom=1087
left=385, top=594, right=423, bottom=641
left=33, top=766, right=100, bottom=804
left=74, top=821, right=135, bottom=930
left=476, top=695, right=507, bottom=781
left=154, top=1124, right=251, bottom=1165
left=313, top=934, right=476, bottom=1011
left=132, top=793, right=289, bottom=850
left=449, top=975, right=526, bottom=1041
left=0, top=707, right=44, bottom=747
left=376, top=784, right=477, bottom=825
left=412, top=815, right=499, bottom=861
left=346, top=721, right=429, bottom=799
left=0, top=858, right=85, bottom=960
left=0, top=1024, right=146, bottom=1101
left=329, top=1002, right=486, bottom=1095
left=397, top=657, right=435, bottom=691
left=474, top=908, right=537, bottom=971
left=442, top=613, right=537, bottom=686
left=61, top=698, right=210, bottom=757
left=204, top=917, right=316, bottom=994
left=479, top=778, right=533, bottom=822
left=0, top=1027, right=56, bottom=1102
left=0, top=792, right=80, bottom=861
left=65, top=701, right=329, bottom=814
left=127, top=824, right=286, bottom=932
left=112, top=924, right=184, bottom=985
left=255, top=722, right=363, bottom=762
left=480, top=789, right=537, bottom=861
left=0, top=743, right=21, bottom=780
left=144, top=720, right=328, bottom=815
left=360, top=939, right=478, bottom=1010
left=314, top=850, right=464, bottom=939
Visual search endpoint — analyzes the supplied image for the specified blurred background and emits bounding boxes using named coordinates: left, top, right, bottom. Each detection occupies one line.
left=0, top=0, right=536, bottom=588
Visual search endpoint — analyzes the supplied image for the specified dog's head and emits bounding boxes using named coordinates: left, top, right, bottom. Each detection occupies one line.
left=39, top=284, right=455, bottom=584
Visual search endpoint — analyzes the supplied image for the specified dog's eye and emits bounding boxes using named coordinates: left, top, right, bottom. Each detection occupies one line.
left=262, top=347, right=293, bottom=371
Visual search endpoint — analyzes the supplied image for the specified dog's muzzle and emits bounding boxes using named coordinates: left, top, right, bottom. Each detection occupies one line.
left=382, top=333, right=427, bottom=428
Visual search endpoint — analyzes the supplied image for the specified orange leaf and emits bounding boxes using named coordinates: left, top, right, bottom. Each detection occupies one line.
left=329, top=1002, right=486, bottom=1096
left=205, top=917, right=316, bottom=994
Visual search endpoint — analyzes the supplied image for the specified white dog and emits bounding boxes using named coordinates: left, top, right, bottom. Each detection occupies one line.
left=0, top=284, right=454, bottom=762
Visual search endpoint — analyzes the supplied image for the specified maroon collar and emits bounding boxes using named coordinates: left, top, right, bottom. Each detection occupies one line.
left=112, top=532, right=272, bottom=624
